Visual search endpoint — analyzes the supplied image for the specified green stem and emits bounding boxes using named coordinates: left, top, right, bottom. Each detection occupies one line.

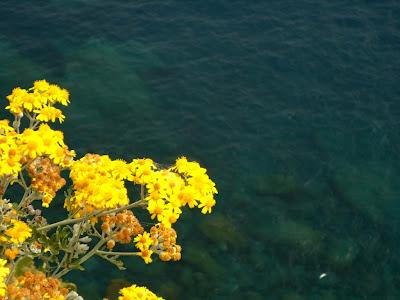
left=96, top=250, right=140, bottom=256
left=18, top=171, right=28, bottom=189
left=54, top=235, right=110, bottom=279
left=37, top=200, right=145, bottom=232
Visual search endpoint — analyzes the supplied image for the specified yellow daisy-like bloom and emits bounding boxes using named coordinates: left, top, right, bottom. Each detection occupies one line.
left=129, top=158, right=157, bottom=184
left=198, top=196, right=216, bottom=214
left=118, top=284, right=164, bottom=300
left=138, top=249, right=153, bottom=264
left=32, top=80, right=70, bottom=106
left=170, top=157, right=217, bottom=214
left=44, top=83, right=70, bottom=106
left=173, top=156, right=206, bottom=176
left=5, top=80, right=69, bottom=118
left=0, top=128, right=22, bottom=177
left=35, top=106, right=65, bottom=123
left=133, top=232, right=156, bottom=264
left=19, top=124, right=74, bottom=167
left=4, top=219, right=32, bottom=244
left=6, top=87, right=30, bottom=114
left=176, top=185, right=198, bottom=208
left=66, top=154, right=130, bottom=216
left=0, top=119, right=14, bottom=134
left=0, top=259, right=10, bottom=297
left=134, top=232, right=153, bottom=251
left=160, top=204, right=180, bottom=228
left=138, top=157, right=217, bottom=226
left=32, top=79, right=50, bottom=93
left=147, top=199, right=165, bottom=221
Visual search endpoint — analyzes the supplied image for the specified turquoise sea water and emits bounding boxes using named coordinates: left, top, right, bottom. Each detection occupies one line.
left=1, top=0, right=400, bottom=299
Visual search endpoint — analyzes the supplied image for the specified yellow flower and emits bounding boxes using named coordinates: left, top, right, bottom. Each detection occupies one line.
left=147, top=199, right=165, bottom=221
left=19, top=124, right=74, bottom=166
left=198, top=196, right=216, bottom=214
left=66, top=154, right=130, bottom=216
left=0, top=119, right=13, bottom=134
left=177, top=185, right=198, bottom=208
left=169, top=157, right=217, bottom=214
left=6, top=87, right=29, bottom=114
left=134, top=232, right=153, bottom=251
left=187, top=173, right=217, bottom=195
left=0, top=259, right=10, bottom=297
left=173, top=156, right=206, bottom=176
left=20, top=128, right=44, bottom=158
left=4, top=219, right=32, bottom=244
left=46, top=83, right=70, bottom=106
left=6, top=80, right=69, bottom=120
left=35, top=106, right=65, bottom=123
left=160, top=205, right=181, bottom=227
left=118, top=284, right=164, bottom=300
left=138, top=249, right=153, bottom=264
left=0, top=128, right=22, bottom=177
left=33, top=79, right=50, bottom=93
left=129, top=158, right=156, bottom=184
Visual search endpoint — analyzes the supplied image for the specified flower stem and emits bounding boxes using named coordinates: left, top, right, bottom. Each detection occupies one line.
left=37, top=200, right=145, bottom=231
left=96, top=250, right=140, bottom=256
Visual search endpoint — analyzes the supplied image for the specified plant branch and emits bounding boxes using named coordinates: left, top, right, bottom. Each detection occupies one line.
left=37, top=200, right=145, bottom=232
left=96, top=250, right=140, bottom=257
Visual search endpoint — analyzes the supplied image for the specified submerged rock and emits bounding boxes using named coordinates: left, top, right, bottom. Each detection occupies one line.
left=0, top=40, right=48, bottom=89
left=331, top=162, right=400, bottom=228
left=243, top=291, right=264, bottom=300
left=252, top=174, right=305, bottom=200
left=280, top=292, right=305, bottom=300
left=261, top=218, right=323, bottom=255
left=197, top=213, right=246, bottom=249
left=184, top=245, right=224, bottom=280
left=326, top=238, right=359, bottom=271
left=158, top=281, right=182, bottom=300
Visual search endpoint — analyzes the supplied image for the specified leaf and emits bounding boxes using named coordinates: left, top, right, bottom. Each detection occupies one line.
left=99, top=254, right=126, bottom=270
left=69, top=263, right=85, bottom=271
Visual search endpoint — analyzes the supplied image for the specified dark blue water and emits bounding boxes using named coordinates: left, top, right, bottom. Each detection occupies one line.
left=1, top=1, right=400, bottom=299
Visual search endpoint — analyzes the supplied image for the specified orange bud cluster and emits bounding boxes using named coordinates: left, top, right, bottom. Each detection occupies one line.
left=101, top=210, right=144, bottom=247
left=6, top=271, right=68, bottom=300
left=27, top=157, right=66, bottom=207
left=150, top=224, right=182, bottom=261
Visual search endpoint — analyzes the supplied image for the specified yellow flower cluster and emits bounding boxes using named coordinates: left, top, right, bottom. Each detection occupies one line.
left=129, top=158, right=156, bottom=184
left=66, top=154, right=131, bottom=216
left=6, top=80, right=69, bottom=122
left=19, top=124, right=75, bottom=166
left=134, top=232, right=154, bottom=264
left=172, top=156, right=217, bottom=214
left=0, top=259, right=10, bottom=297
left=118, top=284, right=164, bottom=300
left=133, top=223, right=182, bottom=264
left=0, top=121, right=21, bottom=177
left=0, top=219, right=32, bottom=245
left=0, top=80, right=219, bottom=299
left=0, top=121, right=74, bottom=180
left=129, top=156, right=218, bottom=228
